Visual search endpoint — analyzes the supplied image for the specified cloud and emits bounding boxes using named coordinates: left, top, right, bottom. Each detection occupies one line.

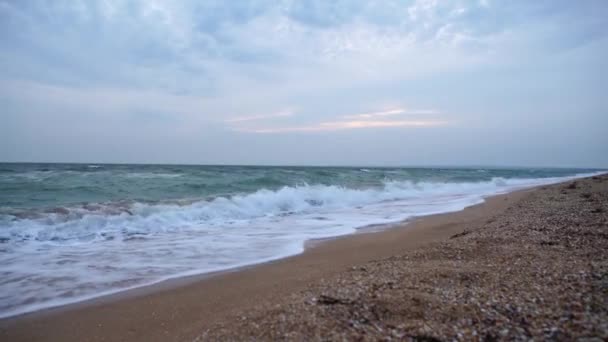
left=227, top=105, right=447, bottom=133
left=230, top=105, right=449, bottom=133
left=0, top=1, right=607, bottom=166
left=0, top=79, right=204, bottom=118
left=240, top=119, right=449, bottom=133
left=233, top=120, right=449, bottom=133
left=3, top=1, right=604, bottom=109
left=341, top=108, right=439, bottom=119
left=225, top=109, right=295, bottom=123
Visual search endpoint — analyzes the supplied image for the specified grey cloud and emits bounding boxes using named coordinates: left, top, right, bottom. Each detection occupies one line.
left=0, top=0, right=606, bottom=167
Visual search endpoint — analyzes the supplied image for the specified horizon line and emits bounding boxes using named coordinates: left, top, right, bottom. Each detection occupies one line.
left=0, top=161, right=606, bottom=170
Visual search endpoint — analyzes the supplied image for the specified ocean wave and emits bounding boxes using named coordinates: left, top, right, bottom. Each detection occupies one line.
left=0, top=175, right=589, bottom=245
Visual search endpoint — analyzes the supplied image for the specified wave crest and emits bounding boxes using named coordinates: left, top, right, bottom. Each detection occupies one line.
left=0, top=175, right=583, bottom=245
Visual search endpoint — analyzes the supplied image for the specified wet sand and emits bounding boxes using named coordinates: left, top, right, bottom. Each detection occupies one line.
left=1, top=176, right=605, bottom=341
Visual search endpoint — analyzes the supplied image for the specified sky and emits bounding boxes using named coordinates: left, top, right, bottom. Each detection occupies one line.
left=0, top=0, right=607, bottom=167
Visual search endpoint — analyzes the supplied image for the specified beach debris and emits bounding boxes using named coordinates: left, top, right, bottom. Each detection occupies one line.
left=566, top=181, right=578, bottom=189
left=315, top=295, right=352, bottom=306
left=450, top=230, right=470, bottom=239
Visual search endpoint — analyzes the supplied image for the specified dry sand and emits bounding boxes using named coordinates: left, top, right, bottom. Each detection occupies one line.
left=1, top=175, right=606, bottom=341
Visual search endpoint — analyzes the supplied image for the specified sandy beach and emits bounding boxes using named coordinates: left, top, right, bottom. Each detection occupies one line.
left=1, top=174, right=606, bottom=341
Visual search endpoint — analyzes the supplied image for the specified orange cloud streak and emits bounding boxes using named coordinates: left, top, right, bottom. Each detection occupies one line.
left=234, top=119, right=449, bottom=133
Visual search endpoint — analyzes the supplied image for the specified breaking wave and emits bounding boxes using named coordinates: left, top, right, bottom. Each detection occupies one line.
left=0, top=175, right=589, bottom=245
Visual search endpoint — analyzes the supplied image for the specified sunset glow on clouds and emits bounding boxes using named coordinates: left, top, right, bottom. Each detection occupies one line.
left=234, top=119, right=449, bottom=133
left=341, top=108, right=439, bottom=119
left=228, top=107, right=448, bottom=133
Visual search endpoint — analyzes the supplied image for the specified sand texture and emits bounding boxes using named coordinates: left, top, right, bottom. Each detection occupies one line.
left=201, top=175, right=608, bottom=341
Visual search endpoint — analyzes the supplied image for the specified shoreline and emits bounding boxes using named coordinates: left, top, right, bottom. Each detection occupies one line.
left=0, top=182, right=538, bottom=341
left=1, top=175, right=591, bottom=321
left=0, top=207, right=445, bottom=320
left=0, top=187, right=523, bottom=321
left=0, top=172, right=601, bottom=321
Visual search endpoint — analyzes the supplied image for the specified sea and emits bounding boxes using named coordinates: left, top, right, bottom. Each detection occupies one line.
left=0, top=163, right=604, bottom=318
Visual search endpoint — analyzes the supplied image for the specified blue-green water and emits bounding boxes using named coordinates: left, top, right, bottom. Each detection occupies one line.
left=1, top=163, right=598, bottom=209
left=0, top=163, right=603, bottom=318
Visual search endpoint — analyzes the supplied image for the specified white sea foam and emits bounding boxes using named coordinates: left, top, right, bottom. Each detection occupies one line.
left=0, top=172, right=602, bottom=318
